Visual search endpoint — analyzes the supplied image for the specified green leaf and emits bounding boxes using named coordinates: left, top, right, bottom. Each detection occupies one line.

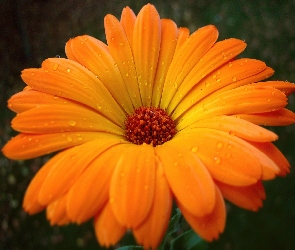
left=158, top=208, right=183, bottom=250
left=116, top=246, right=143, bottom=250
left=170, top=229, right=208, bottom=250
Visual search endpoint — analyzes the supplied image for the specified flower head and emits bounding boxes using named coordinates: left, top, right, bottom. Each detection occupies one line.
left=3, top=3, right=295, bottom=249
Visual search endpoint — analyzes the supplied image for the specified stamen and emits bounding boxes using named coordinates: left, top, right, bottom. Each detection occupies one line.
left=124, top=107, right=176, bottom=146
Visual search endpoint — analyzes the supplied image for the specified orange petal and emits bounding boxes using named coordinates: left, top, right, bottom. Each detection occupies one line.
left=11, top=103, right=122, bottom=135
left=104, top=14, right=142, bottom=109
left=161, top=25, right=219, bottom=109
left=235, top=108, right=295, bottom=126
left=110, top=143, right=156, bottom=228
left=189, top=115, right=278, bottom=142
left=23, top=161, right=52, bottom=214
left=174, top=27, right=190, bottom=53
left=255, top=81, right=295, bottom=96
left=171, top=128, right=262, bottom=186
left=133, top=162, right=172, bottom=249
left=120, top=6, right=136, bottom=48
left=152, top=19, right=178, bottom=107
left=65, top=35, right=134, bottom=113
left=173, top=59, right=266, bottom=119
left=178, top=85, right=287, bottom=129
left=8, top=89, right=78, bottom=113
left=156, top=143, right=215, bottom=217
left=178, top=185, right=226, bottom=241
left=46, top=194, right=71, bottom=226
left=38, top=138, right=123, bottom=206
left=66, top=144, right=126, bottom=224
left=21, top=58, right=124, bottom=126
left=94, top=201, right=126, bottom=248
left=216, top=180, right=265, bottom=211
left=64, top=38, right=79, bottom=62
left=2, top=132, right=119, bottom=160
left=133, top=4, right=161, bottom=106
left=212, top=66, right=274, bottom=94
left=247, top=141, right=290, bottom=177
left=169, top=38, right=246, bottom=114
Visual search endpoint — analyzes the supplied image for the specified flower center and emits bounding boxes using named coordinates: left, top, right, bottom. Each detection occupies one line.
left=124, top=107, right=176, bottom=146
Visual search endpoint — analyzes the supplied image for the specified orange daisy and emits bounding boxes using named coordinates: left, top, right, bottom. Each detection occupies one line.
left=3, top=3, right=295, bottom=249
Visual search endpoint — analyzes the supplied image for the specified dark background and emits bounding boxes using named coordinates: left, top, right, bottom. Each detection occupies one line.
left=1, top=0, right=295, bottom=249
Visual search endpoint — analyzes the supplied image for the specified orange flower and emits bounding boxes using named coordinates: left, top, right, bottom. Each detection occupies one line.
left=3, top=3, right=295, bottom=249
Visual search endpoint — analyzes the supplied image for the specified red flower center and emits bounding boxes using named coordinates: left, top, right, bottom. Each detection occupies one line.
left=124, top=107, right=176, bottom=146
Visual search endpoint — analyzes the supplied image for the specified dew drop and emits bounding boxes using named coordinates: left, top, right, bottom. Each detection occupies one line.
left=68, top=120, right=77, bottom=126
left=228, top=62, right=233, bottom=67
left=67, top=137, right=73, bottom=142
left=232, top=76, right=237, bottom=82
left=205, top=82, right=210, bottom=87
left=52, top=64, right=59, bottom=70
left=229, top=130, right=235, bottom=136
left=191, top=146, right=199, bottom=153
left=214, top=156, right=221, bottom=164
left=217, top=142, right=223, bottom=149
left=67, top=68, right=71, bottom=73
left=77, top=137, right=83, bottom=141
left=97, top=105, right=102, bottom=110
left=173, top=162, right=178, bottom=167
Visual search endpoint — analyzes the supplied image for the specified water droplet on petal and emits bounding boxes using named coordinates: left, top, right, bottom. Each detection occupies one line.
left=67, top=137, right=73, bottom=142
left=68, top=120, right=76, bottom=126
left=173, top=162, right=178, bottom=167
left=191, top=146, right=199, bottom=153
left=52, top=64, right=59, bottom=70
left=217, top=142, right=223, bottom=149
left=229, top=130, right=235, bottom=136
left=232, top=76, right=237, bottom=82
left=214, top=156, right=221, bottom=164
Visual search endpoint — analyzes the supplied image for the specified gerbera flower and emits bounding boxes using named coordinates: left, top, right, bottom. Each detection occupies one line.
left=3, top=3, right=295, bottom=249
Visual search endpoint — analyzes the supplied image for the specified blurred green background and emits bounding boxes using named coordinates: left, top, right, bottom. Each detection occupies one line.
left=1, top=0, right=295, bottom=249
